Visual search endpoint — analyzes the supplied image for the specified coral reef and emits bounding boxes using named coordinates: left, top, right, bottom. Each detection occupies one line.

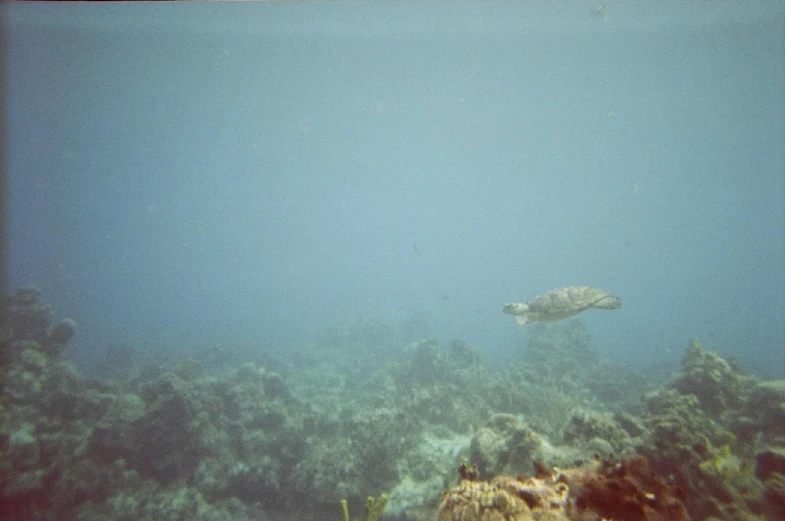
left=293, top=406, right=417, bottom=506
left=756, top=447, right=785, bottom=481
left=390, top=338, right=493, bottom=432
left=500, top=321, right=657, bottom=440
left=523, top=321, right=597, bottom=377
left=4, top=287, right=77, bottom=358
left=1, top=291, right=315, bottom=520
left=468, top=409, right=644, bottom=483
left=437, top=456, right=688, bottom=521
left=671, top=338, right=757, bottom=421
left=642, top=388, right=736, bottom=463
left=3, top=290, right=784, bottom=521
left=437, top=473, right=568, bottom=521
left=469, top=413, right=547, bottom=477
left=744, top=380, right=785, bottom=439
left=637, top=339, right=785, bottom=520
left=562, top=410, right=635, bottom=455
left=755, top=446, right=785, bottom=518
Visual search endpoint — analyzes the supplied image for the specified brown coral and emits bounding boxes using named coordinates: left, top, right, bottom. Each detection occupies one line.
left=672, top=338, right=756, bottom=420
left=436, top=473, right=568, bottom=521
left=437, top=456, right=688, bottom=521
left=566, top=456, right=688, bottom=521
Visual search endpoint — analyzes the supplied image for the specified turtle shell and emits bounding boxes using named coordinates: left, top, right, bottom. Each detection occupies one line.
left=528, top=286, right=620, bottom=315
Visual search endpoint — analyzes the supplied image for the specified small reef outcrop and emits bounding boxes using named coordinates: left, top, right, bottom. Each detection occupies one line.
left=4, top=286, right=77, bottom=359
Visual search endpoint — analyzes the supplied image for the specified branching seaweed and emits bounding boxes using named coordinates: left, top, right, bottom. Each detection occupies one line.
left=340, top=493, right=388, bottom=521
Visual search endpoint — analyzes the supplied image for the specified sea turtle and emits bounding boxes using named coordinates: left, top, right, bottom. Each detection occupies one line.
left=503, top=286, right=621, bottom=326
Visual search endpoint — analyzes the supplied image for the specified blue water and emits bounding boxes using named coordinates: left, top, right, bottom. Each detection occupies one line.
left=4, top=1, right=784, bottom=372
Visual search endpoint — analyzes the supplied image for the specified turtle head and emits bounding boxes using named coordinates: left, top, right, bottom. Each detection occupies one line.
left=595, top=294, right=622, bottom=310
left=503, top=303, right=529, bottom=315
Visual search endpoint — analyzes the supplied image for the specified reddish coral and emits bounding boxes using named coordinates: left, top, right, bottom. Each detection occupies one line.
left=437, top=456, right=689, bottom=521
left=566, top=457, right=688, bottom=521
